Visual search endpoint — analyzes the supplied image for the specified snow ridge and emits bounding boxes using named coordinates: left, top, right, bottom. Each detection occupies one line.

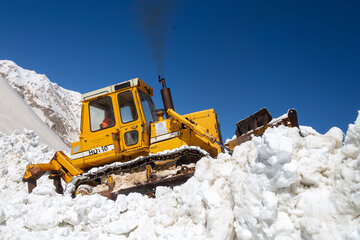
left=0, top=112, right=359, bottom=239
left=0, top=60, right=81, bottom=146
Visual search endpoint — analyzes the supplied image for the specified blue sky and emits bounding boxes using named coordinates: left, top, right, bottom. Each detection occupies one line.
left=1, top=0, right=359, bottom=139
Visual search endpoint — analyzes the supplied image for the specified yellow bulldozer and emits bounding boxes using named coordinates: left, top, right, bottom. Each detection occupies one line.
left=23, top=77, right=300, bottom=199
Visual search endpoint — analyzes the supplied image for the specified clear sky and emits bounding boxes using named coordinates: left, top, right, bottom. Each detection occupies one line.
left=1, top=0, right=359, bottom=139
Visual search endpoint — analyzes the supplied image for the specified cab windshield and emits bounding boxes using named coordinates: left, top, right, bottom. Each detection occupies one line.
left=139, top=91, right=156, bottom=124
left=118, top=91, right=138, bottom=123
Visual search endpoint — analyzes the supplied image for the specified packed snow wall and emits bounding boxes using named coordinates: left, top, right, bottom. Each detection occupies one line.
left=0, top=111, right=359, bottom=239
left=0, top=60, right=81, bottom=146
left=0, top=74, right=68, bottom=151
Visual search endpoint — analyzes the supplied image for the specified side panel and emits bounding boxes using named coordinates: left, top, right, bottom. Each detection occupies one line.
left=182, top=109, right=222, bottom=156
left=149, top=109, right=222, bottom=157
left=184, top=109, right=222, bottom=143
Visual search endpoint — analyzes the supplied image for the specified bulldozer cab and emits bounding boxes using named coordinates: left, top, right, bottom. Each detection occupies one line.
left=72, top=78, right=156, bottom=169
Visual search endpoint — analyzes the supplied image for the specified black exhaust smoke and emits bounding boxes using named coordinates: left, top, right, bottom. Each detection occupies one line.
left=133, top=0, right=178, bottom=74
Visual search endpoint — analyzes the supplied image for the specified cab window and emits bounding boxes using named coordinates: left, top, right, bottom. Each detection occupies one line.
left=139, top=91, right=156, bottom=124
left=118, top=91, right=138, bottom=123
left=89, top=96, right=115, bottom=131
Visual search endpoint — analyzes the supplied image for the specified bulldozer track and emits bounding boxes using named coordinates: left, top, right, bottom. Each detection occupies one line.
left=68, top=146, right=208, bottom=197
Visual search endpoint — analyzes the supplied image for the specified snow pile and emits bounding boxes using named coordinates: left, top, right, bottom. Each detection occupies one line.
left=0, top=60, right=81, bottom=145
left=0, top=112, right=360, bottom=239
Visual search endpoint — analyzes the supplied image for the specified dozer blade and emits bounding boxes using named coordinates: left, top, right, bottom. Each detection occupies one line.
left=235, top=108, right=273, bottom=137
left=226, top=108, right=300, bottom=150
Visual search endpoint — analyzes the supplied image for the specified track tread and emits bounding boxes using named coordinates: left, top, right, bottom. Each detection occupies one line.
left=70, top=146, right=207, bottom=197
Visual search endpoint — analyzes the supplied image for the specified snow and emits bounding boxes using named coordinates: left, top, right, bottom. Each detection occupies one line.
left=0, top=111, right=359, bottom=239
left=343, top=111, right=360, bottom=159
left=0, top=75, right=67, bottom=150
left=0, top=60, right=81, bottom=146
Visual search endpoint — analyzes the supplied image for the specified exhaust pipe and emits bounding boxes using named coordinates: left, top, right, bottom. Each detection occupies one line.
left=158, top=75, right=174, bottom=119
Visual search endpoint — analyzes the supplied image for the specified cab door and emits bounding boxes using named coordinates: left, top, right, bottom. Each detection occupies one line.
left=117, top=90, right=144, bottom=152
left=75, top=95, right=117, bottom=169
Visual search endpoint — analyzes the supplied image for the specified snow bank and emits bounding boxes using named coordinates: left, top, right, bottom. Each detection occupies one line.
left=1, top=112, right=360, bottom=239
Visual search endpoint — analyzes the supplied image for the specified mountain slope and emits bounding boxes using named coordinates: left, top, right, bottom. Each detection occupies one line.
left=0, top=60, right=81, bottom=146
left=0, top=74, right=68, bottom=150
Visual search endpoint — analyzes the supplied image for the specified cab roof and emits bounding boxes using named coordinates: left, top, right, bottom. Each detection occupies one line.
left=81, top=78, right=153, bottom=101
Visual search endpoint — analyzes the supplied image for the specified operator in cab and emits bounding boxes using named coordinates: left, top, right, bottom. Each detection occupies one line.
left=101, top=110, right=114, bottom=129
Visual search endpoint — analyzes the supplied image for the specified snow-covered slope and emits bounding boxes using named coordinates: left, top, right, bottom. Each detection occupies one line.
left=0, top=112, right=359, bottom=239
left=0, top=60, right=81, bottom=146
left=0, top=74, right=67, bottom=150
